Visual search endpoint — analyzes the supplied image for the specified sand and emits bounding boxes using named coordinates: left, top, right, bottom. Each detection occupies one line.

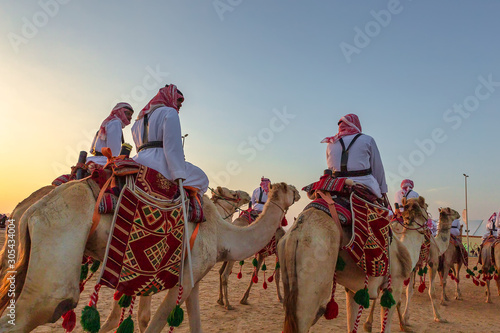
left=1, top=229, right=498, bottom=332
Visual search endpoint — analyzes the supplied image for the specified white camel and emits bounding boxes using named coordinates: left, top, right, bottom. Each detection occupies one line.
left=0, top=180, right=299, bottom=333
left=100, top=186, right=251, bottom=332
left=279, top=195, right=455, bottom=333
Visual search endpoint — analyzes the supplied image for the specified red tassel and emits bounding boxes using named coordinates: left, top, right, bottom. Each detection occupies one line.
left=268, top=275, right=274, bottom=283
left=473, top=279, right=479, bottom=286
left=263, top=281, right=268, bottom=289
left=403, top=278, right=410, bottom=286
left=480, top=281, right=486, bottom=287
left=113, top=290, right=124, bottom=301
left=237, top=272, right=242, bottom=279
left=466, top=274, right=470, bottom=279
left=61, top=310, right=76, bottom=332
left=418, top=282, right=426, bottom=293
left=252, top=275, right=259, bottom=284
left=324, top=300, right=339, bottom=320
left=281, top=216, right=288, bottom=227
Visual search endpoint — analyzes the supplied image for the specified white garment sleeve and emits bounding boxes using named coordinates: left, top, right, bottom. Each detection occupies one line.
left=162, top=110, right=187, bottom=181
left=369, top=138, right=388, bottom=194
left=106, top=120, right=123, bottom=156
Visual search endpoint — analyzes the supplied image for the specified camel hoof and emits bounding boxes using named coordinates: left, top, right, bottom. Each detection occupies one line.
left=443, top=295, right=450, bottom=302
left=225, top=304, right=234, bottom=310
left=486, top=299, right=492, bottom=304
left=278, top=297, right=283, bottom=304
left=455, top=296, right=462, bottom=300
left=363, top=322, right=372, bottom=332
left=435, top=318, right=448, bottom=323
left=240, top=299, right=249, bottom=305
left=217, top=299, right=224, bottom=306
left=400, top=324, right=413, bottom=332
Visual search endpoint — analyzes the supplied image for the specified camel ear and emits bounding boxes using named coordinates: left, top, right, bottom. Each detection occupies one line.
left=438, top=207, right=442, bottom=213
left=217, top=186, right=223, bottom=194
left=417, top=196, right=426, bottom=208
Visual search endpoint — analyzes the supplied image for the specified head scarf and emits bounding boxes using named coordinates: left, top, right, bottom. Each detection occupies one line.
left=137, top=84, right=184, bottom=119
left=321, top=114, right=362, bottom=144
left=98, top=102, right=134, bottom=140
left=260, top=177, right=271, bottom=194
left=400, top=179, right=414, bottom=196
left=488, top=212, right=497, bottom=223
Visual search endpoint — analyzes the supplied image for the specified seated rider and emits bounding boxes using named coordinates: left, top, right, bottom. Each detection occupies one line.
left=450, top=218, right=462, bottom=239
left=131, top=84, right=209, bottom=196
left=394, top=179, right=419, bottom=212
left=87, top=102, right=134, bottom=168
left=321, top=113, right=388, bottom=202
left=251, top=177, right=271, bottom=214
left=482, top=212, right=498, bottom=240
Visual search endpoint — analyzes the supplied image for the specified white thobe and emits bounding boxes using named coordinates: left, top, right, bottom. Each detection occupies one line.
left=326, top=134, right=387, bottom=198
left=131, top=106, right=208, bottom=194
left=86, top=119, right=123, bottom=165
left=483, top=218, right=498, bottom=239
left=251, top=187, right=268, bottom=212
left=394, top=189, right=420, bottom=211
left=450, top=219, right=461, bottom=238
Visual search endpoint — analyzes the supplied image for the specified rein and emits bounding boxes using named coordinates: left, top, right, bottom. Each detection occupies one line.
left=208, top=186, right=245, bottom=220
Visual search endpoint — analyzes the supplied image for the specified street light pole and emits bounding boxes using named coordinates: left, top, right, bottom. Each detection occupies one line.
left=463, top=174, right=470, bottom=254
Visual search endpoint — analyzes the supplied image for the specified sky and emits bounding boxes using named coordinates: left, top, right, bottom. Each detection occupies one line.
left=1, top=0, right=499, bottom=226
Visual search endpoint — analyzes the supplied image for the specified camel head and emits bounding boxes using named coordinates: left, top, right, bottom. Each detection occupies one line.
left=401, top=196, right=428, bottom=227
left=268, top=182, right=301, bottom=210
left=211, top=186, right=251, bottom=206
left=437, top=207, right=460, bottom=230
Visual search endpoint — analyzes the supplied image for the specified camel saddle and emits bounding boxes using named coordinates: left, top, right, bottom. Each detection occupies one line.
left=302, top=174, right=392, bottom=277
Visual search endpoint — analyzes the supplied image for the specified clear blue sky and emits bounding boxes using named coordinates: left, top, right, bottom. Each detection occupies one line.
left=1, top=1, right=499, bottom=224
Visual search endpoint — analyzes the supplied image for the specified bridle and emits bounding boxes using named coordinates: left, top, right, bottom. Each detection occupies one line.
left=209, top=186, right=245, bottom=220
left=268, top=187, right=297, bottom=217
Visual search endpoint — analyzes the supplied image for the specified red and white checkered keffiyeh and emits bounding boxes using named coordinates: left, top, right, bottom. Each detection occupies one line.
left=98, top=102, right=133, bottom=140
left=488, top=213, right=497, bottom=224
left=400, top=179, right=414, bottom=196
left=321, top=113, right=362, bottom=144
left=137, top=84, right=184, bottom=119
left=260, top=177, right=271, bottom=194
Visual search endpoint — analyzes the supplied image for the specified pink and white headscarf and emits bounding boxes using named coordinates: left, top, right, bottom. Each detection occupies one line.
left=260, top=177, right=271, bottom=194
left=137, top=84, right=184, bottom=119
left=321, top=113, right=362, bottom=144
left=98, top=102, right=133, bottom=140
left=488, top=212, right=497, bottom=224
left=400, top=179, right=414, bottom=196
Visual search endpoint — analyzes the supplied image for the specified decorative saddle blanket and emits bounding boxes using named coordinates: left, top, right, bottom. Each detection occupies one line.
left=416, top=227, right=433, bottom=267
left=304, top=197, right=352, bottom=225
left=99, top=165, right=186, bottom=296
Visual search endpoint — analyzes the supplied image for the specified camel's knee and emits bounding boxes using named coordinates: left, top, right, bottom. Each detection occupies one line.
left=138, top=309, right=151, bottom=331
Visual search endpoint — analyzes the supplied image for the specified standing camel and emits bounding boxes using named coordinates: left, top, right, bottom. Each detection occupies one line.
left=363, top=207, right=460, bottom=332
left=438, top=235, right=467, bottom=304
left=100, top=186, right=251, bottom=332
left=0, top=180, right=299, bottom=333
left=478, top=238, right=500, bottom=303
left=279, top=195, right=454, bottom=333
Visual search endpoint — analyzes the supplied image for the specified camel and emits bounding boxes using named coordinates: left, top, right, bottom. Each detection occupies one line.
left=279, top=195, right=455, bottom=333
left=0, top=185, right=54, bottom=282
left=217, top=213, right=285, bottom=310
left=364, top=207, right=460, bottom=332
left=478, top=238, right=500, bottom=303
left=100, top=186, right=251, bottom=332
left=0, top=179, right=299, bottom=333
left=438, top=234, right=467, bottom=304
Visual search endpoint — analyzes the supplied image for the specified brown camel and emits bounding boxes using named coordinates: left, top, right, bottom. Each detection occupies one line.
left=0, top=180, right=299, bottom=332
left=478, top=238, right=500, bottom=303
left=438, top=234, right=467, bottom=304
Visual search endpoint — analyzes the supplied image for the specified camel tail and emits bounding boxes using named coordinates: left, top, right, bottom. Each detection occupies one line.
left=281, top=235, right=299, bottom=333
left=0, top=214, right=31, bottom=315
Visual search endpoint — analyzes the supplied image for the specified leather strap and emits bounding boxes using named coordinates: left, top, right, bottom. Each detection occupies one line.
left=317, top=190, right=344, bottom=245
left=339, top=133, right=363, bottom=173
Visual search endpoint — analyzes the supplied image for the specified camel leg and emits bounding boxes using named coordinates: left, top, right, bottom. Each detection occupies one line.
left=485, top=278, right=492, bottom=303
left=428, top=265, right=446, bottom=323
left=275, top=258, right=283, bottom=303
left=402, top=271, right=415, bottom=326
left=186, top=282, right=203, bottom=333
left=240, top=254, right=264, bottom=305
left=99, top=298, right=122, bottom=332
left=379, top=287, right=401, bottom=333
left=440, top=262, right=450, bottom=304
left=396, top=302, right=411, bottom=332
left=138, top=296, right=152, bottom=333
left=454, top=263, right=462, bottom=300
left=217, top=261, right=227, bottom=306
left=363, top=299, right=377, bottom=332
left=346, top=289, right=361, bottom=333
left=221, top=261, right=235, bottom=310
left=0, top=214, right=89, bottom=332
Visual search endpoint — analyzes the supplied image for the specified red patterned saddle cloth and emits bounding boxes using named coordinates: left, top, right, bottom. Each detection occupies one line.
left=99, top=165, right=186, bottom=296
left=343, top=194, right=391, bottom=277
left=416, top=227, right=432, bottom=267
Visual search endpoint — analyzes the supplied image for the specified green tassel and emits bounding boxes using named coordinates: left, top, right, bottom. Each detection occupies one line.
left=116, top=315, right=134, bottom=333
left=336, top=256, right=346, bottom=272
left=418, top=268, right=424, bottom=276
left=239, top=260, right=245, bottom=266
left=90, top=260, right=101, bottom=273
left=80, top=264, right=89, bottom=282
left=252, top=258, right=258, bottom=267
left=80, top=305, right=100, bottom=333
left=473, top=266, right=478, bottom=271
left=479, top=269, right=483, bottom=274
left=262, top=263, right=267, bottom=271
left=167, top=304, right=184, bottom=327
left=118, top=294, right=132, bottom=308
left=380, top=289, right=396, bottom=309
left=466, top=268, right=473, bottom=274
left=275, top=261, right=280, bottom=269
left=423, top=266, right=428, bottom=274
left=353, top=288, right=370, bottom=309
